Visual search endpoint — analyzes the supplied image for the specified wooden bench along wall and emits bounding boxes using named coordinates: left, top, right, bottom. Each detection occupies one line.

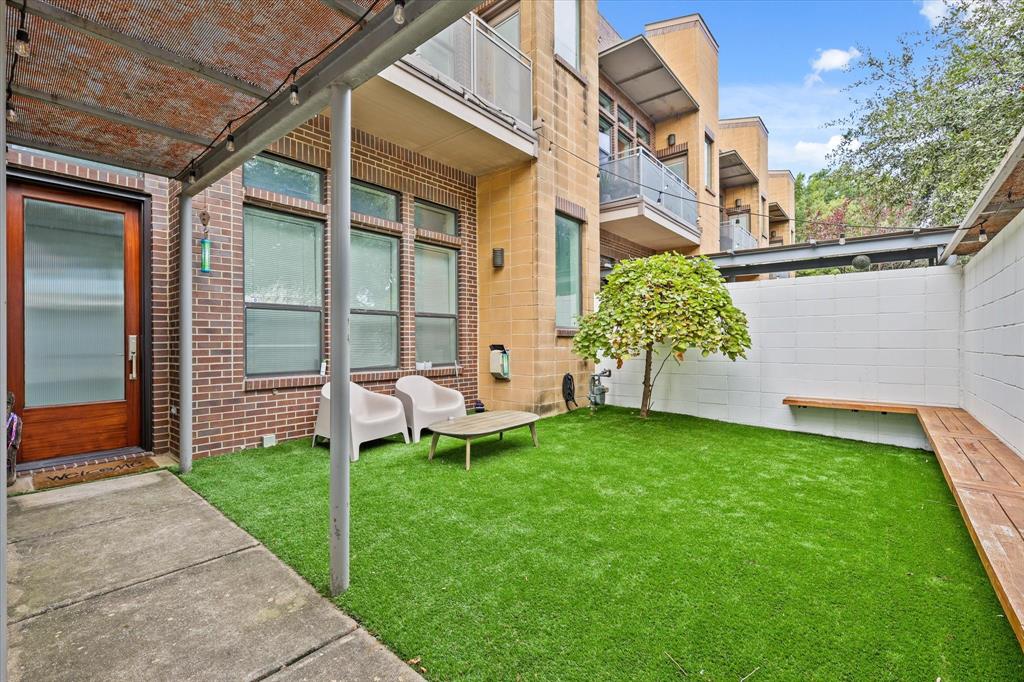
left=784, top=397, right=1024, bottom=651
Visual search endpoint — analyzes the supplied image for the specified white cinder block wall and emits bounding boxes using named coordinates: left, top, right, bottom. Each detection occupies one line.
left=961, top=210, right=1024, bottom=455
left=603, top=267, right=963, bottom=450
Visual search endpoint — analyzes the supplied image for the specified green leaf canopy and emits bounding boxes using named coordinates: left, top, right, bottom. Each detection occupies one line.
left=573, top=254, right=751, bottom=365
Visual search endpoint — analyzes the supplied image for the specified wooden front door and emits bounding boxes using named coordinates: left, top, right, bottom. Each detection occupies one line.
left=7, top=182, right=143, bottom=462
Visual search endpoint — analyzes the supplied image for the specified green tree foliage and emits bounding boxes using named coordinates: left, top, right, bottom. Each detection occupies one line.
left=573, top=254, right=751, bottom=418
left=794, top=168, right=912, bottom=243
left=832, top=0, right=1024, bottom=226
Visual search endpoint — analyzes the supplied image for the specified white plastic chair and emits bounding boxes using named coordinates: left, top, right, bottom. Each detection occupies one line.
left=311, top=382, right=409, bottom=460
left=394, top=375, right=467, bottom=443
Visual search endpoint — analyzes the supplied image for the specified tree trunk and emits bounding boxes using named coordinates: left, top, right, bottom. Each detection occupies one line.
left=639, top=346, right=654, bottom=418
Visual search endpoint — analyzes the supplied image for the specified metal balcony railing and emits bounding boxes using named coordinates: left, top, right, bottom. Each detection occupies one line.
left=405, top=12, right=533, bottom=125
left=600, top=147, right=699, bottom=229
left=719, top=220, right=759, bottom=251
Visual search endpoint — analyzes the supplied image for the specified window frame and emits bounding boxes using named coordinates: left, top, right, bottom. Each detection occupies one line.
left=242, top=152, right=325, bottom=204
left=617, top=130, right=634, bottom=154
left=414, top=242, right=460, bottom=367
left=598, top=89, right=613, bottom=113
left=413, top=197, right=459, bottom=237
left=555, top=212, right=583, bottom=329
left=553, top=0, right=581, bottom=70
left=352, top=179, right=401, bottom=222
left=616, top=106, right=634, bottom=130
left=704, top=135, right=714, bottom=189
left=350, top=229, right=402, bottom=371
left=242, top=204, right=326, bottom=377
left=599, top=116, right=613, bottom=162
left=636, top=123, right=651, bottom=147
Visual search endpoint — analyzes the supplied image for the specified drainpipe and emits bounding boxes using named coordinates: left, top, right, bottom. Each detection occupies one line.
left=328, top=83, right=352, bottom=596
left=179, top=194, right=193, bottom=473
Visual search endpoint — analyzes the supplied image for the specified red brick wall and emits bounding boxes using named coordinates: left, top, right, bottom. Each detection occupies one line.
left=8, top=115, right=479, bottom=460
left=600, top=231, right=656, bottom=262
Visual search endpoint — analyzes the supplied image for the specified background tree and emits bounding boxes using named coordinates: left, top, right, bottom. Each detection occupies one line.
left=573, top=254, right=751, bottom=418
left=831, top=0, right=1024, bottom=226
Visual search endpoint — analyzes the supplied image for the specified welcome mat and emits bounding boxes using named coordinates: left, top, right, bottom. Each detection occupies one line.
left=32, top=457, right=159, bottom=491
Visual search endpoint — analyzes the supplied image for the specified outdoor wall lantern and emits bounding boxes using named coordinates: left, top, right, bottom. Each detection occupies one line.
left=493, top=247, right=505, bottom=268
left=199, top=209, right=212, bottom=274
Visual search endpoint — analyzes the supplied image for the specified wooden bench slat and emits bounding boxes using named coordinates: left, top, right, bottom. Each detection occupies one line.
left=930, top=435, right=983, bottom=482
left=958, top=437, right=1022, bottom=487
left=985, top=439, right=1024, bottom=487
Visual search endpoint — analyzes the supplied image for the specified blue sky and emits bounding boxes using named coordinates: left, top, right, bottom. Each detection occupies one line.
left=598, top=0, right=945, bottom=176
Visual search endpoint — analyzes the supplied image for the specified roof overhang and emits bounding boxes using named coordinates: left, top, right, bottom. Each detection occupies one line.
left=598, top=36, right=698, bottom=121
left=719, top=149, right=758, bottom=188
left=707, top=228, right=958, bottom=277
left=3, top=0, right=475, bottom=194
left=768, top=201, right=790, bottom=222
left=939, top=125, right=1024, bottom=261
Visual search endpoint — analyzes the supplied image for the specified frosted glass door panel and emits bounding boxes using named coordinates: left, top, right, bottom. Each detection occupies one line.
left=24, top=199, right=125, bottom=407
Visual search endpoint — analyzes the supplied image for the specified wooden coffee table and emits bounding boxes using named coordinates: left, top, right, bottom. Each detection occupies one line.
left=428, top=410, right=539, bottom=470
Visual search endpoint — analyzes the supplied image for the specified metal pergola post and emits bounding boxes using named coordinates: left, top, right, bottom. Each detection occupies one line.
left=179, top=195, right=193, bottom=474
left=328, top=83, right=352, bottom=596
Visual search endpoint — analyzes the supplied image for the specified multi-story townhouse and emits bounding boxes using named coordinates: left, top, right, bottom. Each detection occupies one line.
left=767, top=170, right=796, bottom=247
left=6, top=2, right=794, bottom=469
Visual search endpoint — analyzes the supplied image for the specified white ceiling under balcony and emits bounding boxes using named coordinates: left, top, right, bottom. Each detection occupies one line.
left=350, top=61, right=537, bottom=176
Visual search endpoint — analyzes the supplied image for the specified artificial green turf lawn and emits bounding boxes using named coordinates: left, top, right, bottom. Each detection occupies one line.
left=181, top=407, right=1024, bottom=681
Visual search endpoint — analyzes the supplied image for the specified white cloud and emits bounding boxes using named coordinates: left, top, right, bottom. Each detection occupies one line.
left=791, top=135, right=860, bottom=167
left=720, top=82, right=856, bottom=174
left=804, top=47, right=861, bottom=87
left=919, top=0, right=949, bottom=26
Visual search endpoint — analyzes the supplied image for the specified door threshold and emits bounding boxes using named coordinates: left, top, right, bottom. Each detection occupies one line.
left=16, top=447, right=147, bottom=473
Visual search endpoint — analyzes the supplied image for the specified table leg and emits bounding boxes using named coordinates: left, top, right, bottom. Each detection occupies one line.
left=429, top=433, right=440, bottom=461
left=529, top=422, right=538, bottom=447
left=499, top=431, right=503, bottom=441
left=465, top=437, right=472, bottom=471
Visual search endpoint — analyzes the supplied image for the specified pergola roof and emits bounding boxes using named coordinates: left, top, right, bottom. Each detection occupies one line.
left=4, top=0, right=472, bottom=191
left=941, top=125, right=1024, bottom=260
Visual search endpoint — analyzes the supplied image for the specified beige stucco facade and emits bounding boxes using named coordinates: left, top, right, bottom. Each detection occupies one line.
left=644, top=15, right=721, bottom=255
left=476, top=0, right=600, bottom=415
left=719, top=117, right=770, bottom=247
left=768, top=170, right=796, bottom=245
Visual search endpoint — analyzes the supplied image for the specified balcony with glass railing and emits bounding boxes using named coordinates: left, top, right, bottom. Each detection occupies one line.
left=351, top=12, right=536, bottom=176
left=719, top=220, right=759, bottom=251
left=405, top=12, right=533, bottom=126
left=599, top=147, right=701, bottom=251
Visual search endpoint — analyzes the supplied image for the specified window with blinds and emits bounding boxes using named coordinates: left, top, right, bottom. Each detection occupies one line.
left=415, top=244, right=458, bottom=366
left=244, top=206, right=324, bottom=375
left=351, top=230, right=400, bottom=369
left=556, top=213, right=582, bottom=328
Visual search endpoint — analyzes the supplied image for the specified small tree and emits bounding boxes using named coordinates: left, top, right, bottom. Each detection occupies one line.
left=573, top=254, right=751, bottom=418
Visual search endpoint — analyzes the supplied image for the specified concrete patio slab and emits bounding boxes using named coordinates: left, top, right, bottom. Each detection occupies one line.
left=268, top=628, right=423, bottom=681
left=8, top=547, right=356, bottom=681
left=6, top=470, right=421, bottom=681
left=8, top=470, right=195, bottom=542
left=8, top=490, right=257, bottom=620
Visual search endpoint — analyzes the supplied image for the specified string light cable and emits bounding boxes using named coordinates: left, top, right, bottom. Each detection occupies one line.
left=5, top=0, right=29, bottom=123
left=175, top=0, right=383, bottom=182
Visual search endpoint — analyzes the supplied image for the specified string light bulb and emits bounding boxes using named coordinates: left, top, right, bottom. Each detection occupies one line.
left=839, top=232, right=846, bottom=245
left=14, top=28, right=30, bottom=58
left=5, top=103, right=17, bottom=124
left=226, top=133, right=236, bottom=152
left=978, top=226, right=988, bottom=243
left=187, top=164, right=197, bottom=184
left=393, top=0, right=406, bottom=25
left=289, top=83, right=300, bottom=106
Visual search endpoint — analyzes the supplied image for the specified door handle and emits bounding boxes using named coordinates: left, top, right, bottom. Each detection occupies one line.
left=128, top=335, right=138, bottom=381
